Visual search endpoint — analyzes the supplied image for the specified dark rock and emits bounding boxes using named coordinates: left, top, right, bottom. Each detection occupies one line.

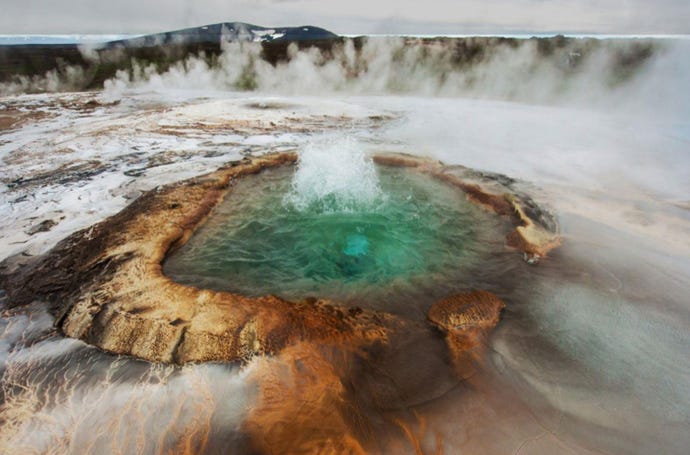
left=25, top=219, right=57, bottom=235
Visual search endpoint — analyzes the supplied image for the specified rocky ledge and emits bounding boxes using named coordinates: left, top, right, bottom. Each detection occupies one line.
left=0, top=152, right=559, bottom=364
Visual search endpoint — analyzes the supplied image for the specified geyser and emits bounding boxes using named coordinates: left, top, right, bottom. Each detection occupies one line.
left=163, top=138, right=510, bottom=311
left=164, top=165, right=506, bottom=310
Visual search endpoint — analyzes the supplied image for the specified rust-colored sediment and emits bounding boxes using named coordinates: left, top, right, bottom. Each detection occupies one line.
left=244, top=343, right=370, bottom=455
left=0, top=152, right=558, bottom=366
left=429, top=290, right=504, bottom=354
left=425, top=290, right=506, bottom=381
left=428, top=290, right=505, bottom=333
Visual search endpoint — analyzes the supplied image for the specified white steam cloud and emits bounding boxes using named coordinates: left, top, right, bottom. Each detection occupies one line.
left=97, top=37, right=686, bottom=113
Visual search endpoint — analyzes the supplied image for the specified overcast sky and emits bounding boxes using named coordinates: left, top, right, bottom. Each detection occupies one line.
left=3, top=0, right=689, bottom=35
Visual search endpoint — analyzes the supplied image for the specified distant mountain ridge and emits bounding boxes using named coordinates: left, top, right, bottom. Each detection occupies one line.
left=105, top=22, right=339, bottom=48
left=0, top=22, right=342, bottom=88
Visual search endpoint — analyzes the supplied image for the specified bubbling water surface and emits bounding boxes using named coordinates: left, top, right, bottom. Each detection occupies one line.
left=164, top=164, right=508, bottom=312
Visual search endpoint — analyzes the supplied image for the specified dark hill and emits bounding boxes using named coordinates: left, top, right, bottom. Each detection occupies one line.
left=0, top=23, right=341, bottom=89
left=106, top=22, right=338, bottom=48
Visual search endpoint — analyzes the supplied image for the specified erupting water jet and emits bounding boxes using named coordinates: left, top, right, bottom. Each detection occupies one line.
left=164, top=140, right=507, bottom=310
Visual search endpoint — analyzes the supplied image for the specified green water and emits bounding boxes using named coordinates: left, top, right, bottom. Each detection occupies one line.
left=164, top=166, right=507, bottom=312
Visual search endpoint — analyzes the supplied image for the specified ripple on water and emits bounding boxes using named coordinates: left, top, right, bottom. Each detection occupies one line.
left=164, top=165, right=510, bottom=313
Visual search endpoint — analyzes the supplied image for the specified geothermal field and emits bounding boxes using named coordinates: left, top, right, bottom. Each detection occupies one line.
left=0, top=24, right=689, bottom=454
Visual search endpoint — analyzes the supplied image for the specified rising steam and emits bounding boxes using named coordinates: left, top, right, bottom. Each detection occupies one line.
left=3, top=35, right=685, bottom=114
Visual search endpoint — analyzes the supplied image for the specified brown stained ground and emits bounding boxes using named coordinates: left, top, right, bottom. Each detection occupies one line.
left=0, top=107, right=52, bottom=131
left=428, top=290, right=506, bottom=377
left=0, top=95, right=119, bottom=133
left=244, top=343, right=372, bottom=454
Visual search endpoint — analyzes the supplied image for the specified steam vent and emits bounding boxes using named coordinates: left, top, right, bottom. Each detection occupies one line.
left=0, top=151, right=559, bottom=364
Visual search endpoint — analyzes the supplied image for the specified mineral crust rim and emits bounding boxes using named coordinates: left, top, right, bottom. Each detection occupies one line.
left=0, top=152, right=559, bottom=364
